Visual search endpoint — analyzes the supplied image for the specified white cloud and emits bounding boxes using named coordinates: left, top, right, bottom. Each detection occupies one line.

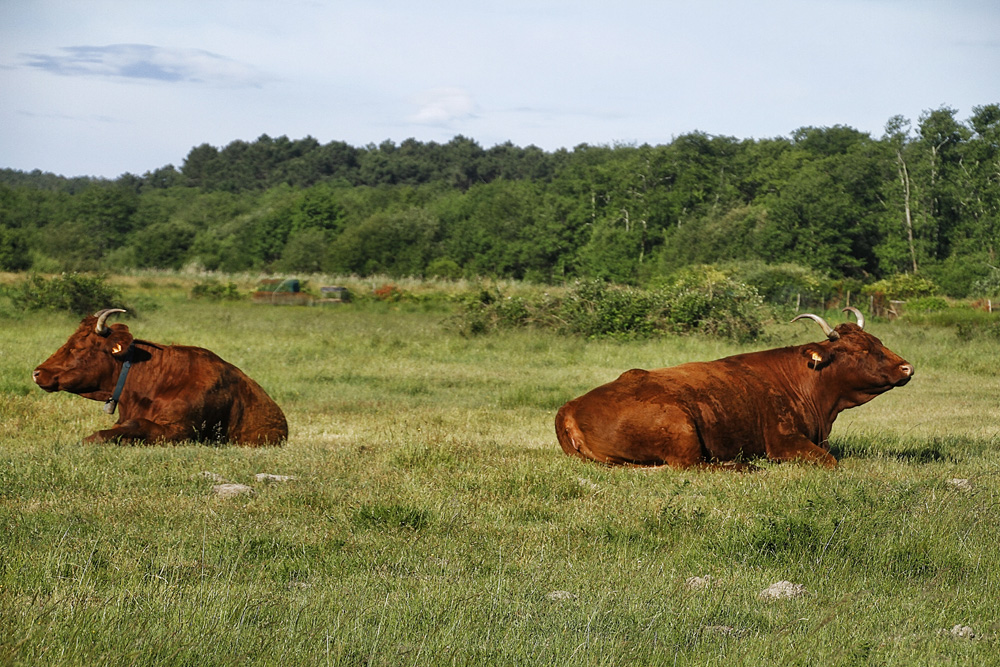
left=408, top=87, right=476, bottom=125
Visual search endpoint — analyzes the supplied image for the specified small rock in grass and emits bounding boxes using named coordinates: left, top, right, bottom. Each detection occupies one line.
left=198, top=471, right=227, bottom=483
left=686, top=575, right=713, bottom=590
left=950, top=624, right=975, bottom=639
left=947, top=478, right=972, bottom=491
left=577, top=478, right=599, bottom=491
left=213, top=483, right=254, bottom=498
left=546, top=590, right=577, bottom=601
left=759, top=581, right=806, bottom=600
left=256, top=473, right=295, bottom=483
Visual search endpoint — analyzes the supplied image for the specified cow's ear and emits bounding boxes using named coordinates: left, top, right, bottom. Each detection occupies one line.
left=106, top=328, right=134, bottom=359
left=802, top=344, right=832, bottom=370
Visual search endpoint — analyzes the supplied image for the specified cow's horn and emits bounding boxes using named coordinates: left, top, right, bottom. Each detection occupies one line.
left=791, top=313, right=840, bottom=341
left=94, top=308, right=126, bottom=335
left=842, top=307, right=865, bottom=330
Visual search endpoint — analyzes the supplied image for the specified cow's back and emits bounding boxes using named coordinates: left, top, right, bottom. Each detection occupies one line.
left=556, top=356, right=795, bottom=466
left=121, top=343, right=288, bottom=445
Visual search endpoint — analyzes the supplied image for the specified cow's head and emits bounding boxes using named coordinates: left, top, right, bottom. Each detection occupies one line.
left=793, top=308, right=913, bottom=407
left=33, top=309, right=134, bottom=399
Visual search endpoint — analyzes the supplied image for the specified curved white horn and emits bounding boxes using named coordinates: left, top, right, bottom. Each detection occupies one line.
left=791, top=312, right=840, bottom=341
left=94, top=308, right=126, bottom=335
left=842, top=307, right=866, bottom=330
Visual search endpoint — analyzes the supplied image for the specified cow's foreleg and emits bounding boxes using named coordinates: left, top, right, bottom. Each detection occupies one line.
left=84, top=419, right=195, bottom=444
left=766, top=436, right=837, bottom=467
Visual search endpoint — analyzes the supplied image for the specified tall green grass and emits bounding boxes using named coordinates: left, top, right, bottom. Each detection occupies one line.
left=0, top=278, right=997, bottom=665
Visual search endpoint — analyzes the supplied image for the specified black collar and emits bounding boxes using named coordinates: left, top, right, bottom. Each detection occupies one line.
left=104, top=344, right=135, bottom=415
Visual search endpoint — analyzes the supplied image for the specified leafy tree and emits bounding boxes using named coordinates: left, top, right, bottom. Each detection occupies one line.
left=963, top=104, right=1000, bottom=262
left=880, top=115, right=920, bottom=274
left=770, top=140, right=883, bottom=276
left=290, top=183, right=346, bottom=235
left=652, top=132, right=744, bottom=227
left=304, top=140, right=361, bottom=185
left=791, top=125, right=871, bottom=156
left=0, top=225, right=31, bottom=270
left=327, top=208, right=439, bottom=276
left=132, top=221, right=198, bottom=269
left=479, top=142, right=554, bottom=181
left=578, top=223, right=644, bottom=283
left=915, top=106, right=970, bottom=261
left=357, top=140, right=400, bottom=186
left=140, top=165, right=185, bottom=190
left=441, top=180, right=558, bottom=279
left=181, top=143, right=220, bottom=188
left=442, top=135, right=485, bottom=190
left=278, top=228, right=329, bottom=273
left=72, top=182, right=140, bottom=257
left=654, top=204, right=764, bottom=271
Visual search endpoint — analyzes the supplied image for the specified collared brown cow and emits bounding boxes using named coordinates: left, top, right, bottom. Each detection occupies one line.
left=555, top=308, right=912, bottom=468
left=33, top=309, right=288, bottom=446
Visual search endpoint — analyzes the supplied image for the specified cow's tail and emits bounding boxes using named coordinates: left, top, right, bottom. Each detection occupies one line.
left=555, top=403, right=592, bottom=461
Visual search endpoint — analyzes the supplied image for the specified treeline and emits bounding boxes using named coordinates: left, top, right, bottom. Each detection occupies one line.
left=1, top=103, right=998, bottom=297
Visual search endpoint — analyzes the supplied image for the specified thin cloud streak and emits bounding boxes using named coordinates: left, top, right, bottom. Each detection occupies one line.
left=17, top=109, right=122, bottom=125
left=20, top=44, right=270, bottom=88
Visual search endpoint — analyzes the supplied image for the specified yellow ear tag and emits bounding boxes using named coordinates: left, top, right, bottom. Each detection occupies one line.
left=810, top=351, right=822, bottom=362
left=112, top=343, right=122, bottom=354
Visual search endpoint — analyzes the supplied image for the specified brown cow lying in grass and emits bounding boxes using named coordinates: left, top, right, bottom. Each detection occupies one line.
left=555, top=308, right=913, bottom=468
left=33, top=309, right=288, bottom=445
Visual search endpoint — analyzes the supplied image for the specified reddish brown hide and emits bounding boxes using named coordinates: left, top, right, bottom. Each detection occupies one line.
left=33, top=309, right=288, bottom=446
left=555, top=309, right=913, bottom=469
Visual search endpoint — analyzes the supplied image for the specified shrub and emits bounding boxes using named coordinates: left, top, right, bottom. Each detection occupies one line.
left=559, top=281, right=662, bottom=338
left=738, top=262, right=833, bottom=310
left=956, top=317, right=1000, bottom=342
left=9, top=273, right=127, bottom=316
left=453, top=288, right=553, bottom=336
left=970, top=266, right=1000, bottom=298
left=425, top=257, right=463, bottom=280
left=904, top=296, right=949, bottom=313
left=661, top=268, right=765, bottom=342
left=862, top=274, right=939, bottom=300
left=454, top=277, right=766, bottom=342
left=924, top=253, right=992, bottom=297
left=860, top=273, right=940, bottom=318
left=190, top=280, right=243, bottom=301
left=373, top=283, right=404, bottom=301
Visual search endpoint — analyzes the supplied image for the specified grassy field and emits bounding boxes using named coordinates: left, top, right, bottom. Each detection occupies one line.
left=1, top=275, right=998, bottom=665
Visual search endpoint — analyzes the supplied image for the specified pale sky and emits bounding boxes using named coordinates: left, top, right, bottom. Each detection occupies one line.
left=1, top=0, right=997, bottom=179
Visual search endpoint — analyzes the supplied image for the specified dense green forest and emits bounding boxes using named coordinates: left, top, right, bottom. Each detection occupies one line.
left=2, top=103, right=999, bottom=298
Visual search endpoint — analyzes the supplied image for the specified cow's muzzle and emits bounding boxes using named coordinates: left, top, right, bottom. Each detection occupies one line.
left=32, top=367, right=58, bottom=392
